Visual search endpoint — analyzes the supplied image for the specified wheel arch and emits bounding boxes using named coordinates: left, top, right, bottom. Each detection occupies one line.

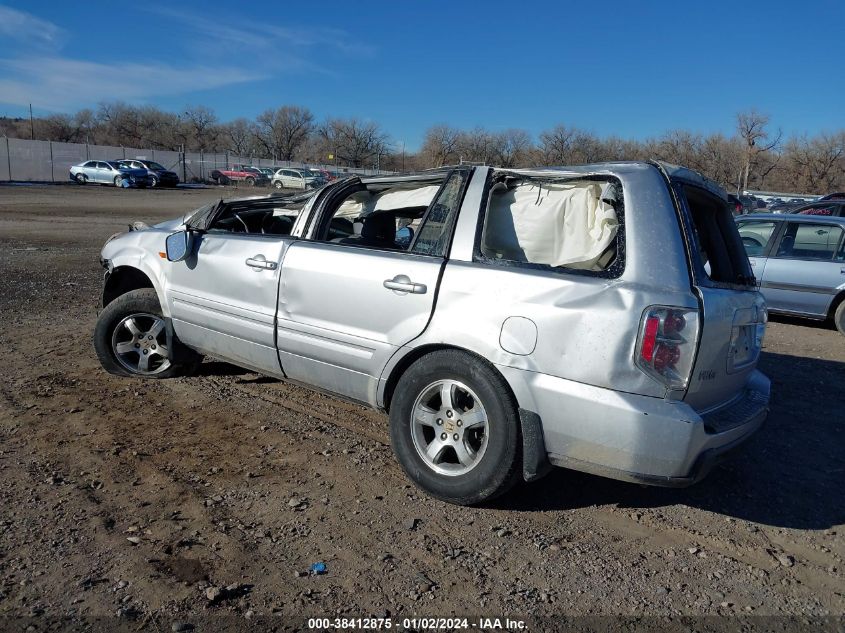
left=381, top=343, right=551, bottom=483
left=827, top=289, right=845, bottom=321
left=381, top=344, right=509, bottom=413
left=103, top=266, right=158, bottom=309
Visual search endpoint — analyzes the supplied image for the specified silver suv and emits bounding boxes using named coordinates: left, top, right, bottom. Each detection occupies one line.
left=94, top=162, right=770, bottom=505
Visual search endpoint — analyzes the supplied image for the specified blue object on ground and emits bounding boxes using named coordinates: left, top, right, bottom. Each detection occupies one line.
left=310, top=562, right=327, bottom=575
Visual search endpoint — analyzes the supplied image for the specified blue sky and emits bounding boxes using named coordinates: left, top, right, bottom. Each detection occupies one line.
left=0, top=1, right=842, bottom=150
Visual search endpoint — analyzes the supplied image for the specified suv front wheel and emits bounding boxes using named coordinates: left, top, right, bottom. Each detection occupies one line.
left=389, top=350, right=521, bottom=505
left=93, top=288, right=200, bottom=378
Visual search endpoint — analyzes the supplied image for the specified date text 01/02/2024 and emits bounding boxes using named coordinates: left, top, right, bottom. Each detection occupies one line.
left=306, top=617, right=528, bottom=630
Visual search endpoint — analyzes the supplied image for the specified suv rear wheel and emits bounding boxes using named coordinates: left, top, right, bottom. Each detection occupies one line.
left=389, top=350, right=521, bottom=505
left=93, top=289, right=200, bottom=378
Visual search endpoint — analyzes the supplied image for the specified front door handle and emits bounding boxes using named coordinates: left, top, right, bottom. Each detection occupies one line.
left=245, top=254, right=278, bottom=271
left=383, top=274, right=427, bottom=294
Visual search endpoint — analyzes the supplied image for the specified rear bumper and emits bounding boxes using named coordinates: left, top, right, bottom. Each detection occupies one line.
left=502, top=367, right=769, bottom=486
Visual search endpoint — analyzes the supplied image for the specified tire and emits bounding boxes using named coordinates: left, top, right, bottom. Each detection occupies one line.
left=245, top=177, right=255, bottom=187
left=274, top=180, right=283, bottom=189
left=114, top=175, right=123, bottom=187
left=389, top=350, right=522, bottom=505
left=834, top=300, right=845, bottom=336
left=149, top=175, right=159, bottom=188
left=76, top=173, right=87, bottom=185
left=93, top=288, right=200, bottom=379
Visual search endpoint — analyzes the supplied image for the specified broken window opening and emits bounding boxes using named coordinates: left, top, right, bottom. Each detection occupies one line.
left=477, top=173, right=624, bottom=277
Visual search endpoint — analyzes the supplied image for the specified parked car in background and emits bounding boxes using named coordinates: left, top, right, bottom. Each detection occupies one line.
left=70, top=160, right=151, bottom=187
left=252, top=167, right=277, bottom=179
left=271, top=167, right=323, bottom=190
left=93, top=161, right=769, bottom=504
left=210, top=165, right=270, bottom=186
left=788, top=201, right=845, bottom=217
left=727, top=194, right=744, bottom=216
left=736, top=214, right=845, bottom=334
left=117, top=159, right=179, bottom=188
left=768, top=201, right=804, bottom=214
left=738, top=195, right=759, bottom=214
left=819, top=192, right=845, bottom=201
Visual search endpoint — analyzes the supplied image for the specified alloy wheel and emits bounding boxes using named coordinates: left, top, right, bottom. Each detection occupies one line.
left=110, top=313, right=171, bottom=375
left=410, top=379, right=489, bottom=476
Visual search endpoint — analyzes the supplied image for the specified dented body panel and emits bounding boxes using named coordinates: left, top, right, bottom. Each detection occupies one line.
left=99, top=161, right=770, bottom=487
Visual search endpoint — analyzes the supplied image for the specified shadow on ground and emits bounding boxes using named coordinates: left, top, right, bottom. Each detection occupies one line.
left=499, top=351, right=845, bottom=530
left=769, top=314, right=837, bottom=331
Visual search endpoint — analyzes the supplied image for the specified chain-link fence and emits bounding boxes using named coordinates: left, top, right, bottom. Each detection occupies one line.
left=0, top=137, right=388, bottom=183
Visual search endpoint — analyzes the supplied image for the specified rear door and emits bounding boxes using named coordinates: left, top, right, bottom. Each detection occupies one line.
left=760, top=220, right=845, bottom=316
left=276, top=170, right=469, bottom=404
left=670, top=179, right=767, bottom=411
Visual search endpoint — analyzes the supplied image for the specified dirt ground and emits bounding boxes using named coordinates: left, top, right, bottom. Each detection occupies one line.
left=0, top=184, right=843, bottom=632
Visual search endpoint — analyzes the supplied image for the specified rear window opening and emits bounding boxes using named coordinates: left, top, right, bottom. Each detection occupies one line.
left=477, top=173, right=624, bottom=276
left=677, top=184, right=755, bottom=288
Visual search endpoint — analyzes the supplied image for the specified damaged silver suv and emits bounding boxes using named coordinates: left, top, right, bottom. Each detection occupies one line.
left=94, top=162, right=769, bottom=505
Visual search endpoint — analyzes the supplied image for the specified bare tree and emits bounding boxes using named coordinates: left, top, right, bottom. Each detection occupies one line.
left=539, top=125, right=579, bottom=164
left=737, top=110, right=781, bottom=192
left=317, top=118, right=389, bottom=168
left=455, top=128, right=495, bottom=165
left=491, top=129, right=533, bottom=167
left=782, top=132, right=845, bottom=193
left=97, top=102, right=145, bottom=147
left=420, top=124, right=461, bottom=166
left=183, top=105, right=219, bottom=151
left=218, top=118, right=255, bottom=156
left=255, top=106, right=314, bottom=161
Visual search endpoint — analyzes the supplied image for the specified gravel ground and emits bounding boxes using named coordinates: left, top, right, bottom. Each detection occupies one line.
left=0, top=185, right=843, bottom=632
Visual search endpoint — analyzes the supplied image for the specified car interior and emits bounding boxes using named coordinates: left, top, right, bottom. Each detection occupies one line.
left=207, top=197, right=307, bottom=236
left=316, top=178, right=450, bottom=253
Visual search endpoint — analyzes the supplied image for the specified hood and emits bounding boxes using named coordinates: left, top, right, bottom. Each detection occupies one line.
left=153, top=215, right=189, bottom=231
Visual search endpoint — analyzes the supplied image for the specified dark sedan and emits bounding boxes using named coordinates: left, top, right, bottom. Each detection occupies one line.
left=118, top=159, right=180, bottom=188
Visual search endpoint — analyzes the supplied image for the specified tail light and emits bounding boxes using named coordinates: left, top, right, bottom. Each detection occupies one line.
left=635, top=306, right=700, bottom=389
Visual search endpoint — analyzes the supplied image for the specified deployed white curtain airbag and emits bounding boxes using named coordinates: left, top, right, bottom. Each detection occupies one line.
left=334, top=185, right=441, bottom=218
left=483, top=181, right=619, bottom=269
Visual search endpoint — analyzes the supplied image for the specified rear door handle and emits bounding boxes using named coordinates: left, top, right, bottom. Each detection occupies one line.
left=245, top=254, right=277, bottom=270
left=383, top=274, right=427, bottom=294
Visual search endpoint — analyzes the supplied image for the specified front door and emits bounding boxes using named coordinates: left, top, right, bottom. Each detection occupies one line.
left=166, top=231, right=292, bottom=376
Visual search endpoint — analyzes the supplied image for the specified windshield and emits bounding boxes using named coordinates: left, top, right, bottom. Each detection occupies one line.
left=145, top=161, right=166, bottom=170
left=106, top=161, right=123, bottom=169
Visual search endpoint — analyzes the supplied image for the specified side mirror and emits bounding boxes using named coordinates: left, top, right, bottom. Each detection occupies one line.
left=165, top=230, right=192, bottom=262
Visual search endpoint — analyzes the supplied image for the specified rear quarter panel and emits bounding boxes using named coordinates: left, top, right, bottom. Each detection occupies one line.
left=382, top=164, right=701, bottom=405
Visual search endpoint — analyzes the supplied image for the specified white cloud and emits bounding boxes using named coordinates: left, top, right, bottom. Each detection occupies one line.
left=0, top=57, right=265, bottom=110
left=0, top=5, right=63, bottom=48
left=0, top=5, right=371, bottom=111
left=149, top=8, right=375, bottom=64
